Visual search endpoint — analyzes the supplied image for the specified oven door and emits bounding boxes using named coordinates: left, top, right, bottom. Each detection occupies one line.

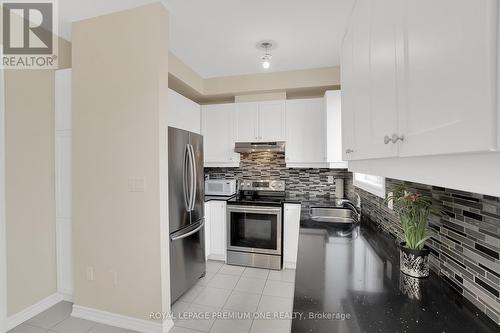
left=227, top=205, right=282, bottom=255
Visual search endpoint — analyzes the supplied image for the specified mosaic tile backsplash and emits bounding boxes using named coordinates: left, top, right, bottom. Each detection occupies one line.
left=346, top=176, right=500, bottom=324
left=205, top=152, right=349, bottom=198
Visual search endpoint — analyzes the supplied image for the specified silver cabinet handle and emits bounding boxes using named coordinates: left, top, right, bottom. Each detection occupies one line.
left=345, top=149, right=354, bottom=154
left=392, top=134, right=404, bottom=143
left=385, top=134, right=405, bottom=144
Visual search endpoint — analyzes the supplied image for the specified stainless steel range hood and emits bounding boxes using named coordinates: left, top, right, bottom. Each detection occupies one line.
left=234, top=141, right=285, bottom=153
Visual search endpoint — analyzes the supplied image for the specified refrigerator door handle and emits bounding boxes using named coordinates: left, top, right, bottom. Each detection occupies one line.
left=182, top=144, right=190, bottom=212
left=170, top=219, right=205, bottom=241
left=188, top=144, right=196, bottom=211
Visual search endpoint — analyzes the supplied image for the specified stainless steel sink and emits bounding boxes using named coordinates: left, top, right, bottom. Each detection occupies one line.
left=310, top=207, right=359, bottom=224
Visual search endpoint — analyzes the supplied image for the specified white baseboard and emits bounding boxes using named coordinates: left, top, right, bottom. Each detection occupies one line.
left=207, top=254, right=226, bottom=261
left=6, top=293, right=64, bottom=331
left=162, top=318, right=174, bottom=333
left=58, top=290, right=74, bottom=303
left=284, top=261, right=296, bottom=269
left=72, top=305, right=173, bottom=333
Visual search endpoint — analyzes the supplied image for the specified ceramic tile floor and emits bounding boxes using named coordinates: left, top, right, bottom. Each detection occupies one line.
left=8, top=261, right=295, bottom=333
left=172, top=260, right=296, bottom=333
left=7, top=301, right=138, bottom=333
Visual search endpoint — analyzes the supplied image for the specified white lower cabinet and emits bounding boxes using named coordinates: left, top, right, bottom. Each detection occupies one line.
left=205, top=201, right=227, bottom=261
left=283, top=204, right=301, bottom=269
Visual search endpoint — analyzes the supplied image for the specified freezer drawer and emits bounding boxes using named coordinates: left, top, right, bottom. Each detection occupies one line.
left=170, top=222, right=206, bottom=303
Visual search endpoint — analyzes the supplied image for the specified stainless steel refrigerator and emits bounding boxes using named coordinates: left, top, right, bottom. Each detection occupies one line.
left=168, top=127, right=205, bottom=303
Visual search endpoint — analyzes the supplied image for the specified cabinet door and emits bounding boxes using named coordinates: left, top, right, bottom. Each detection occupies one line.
left=235, top=102, right=259, bottom=141
left=204, top=202, right=211, bottom=260
left=325, top=91, right=347, bottom=168
left=202, top=104, right=239, bottom=165
left=351, top=0, right=399, bottom=160
left=259, top=100, right=286, bottom=141
left=168, top=89, right=201, bottom=134
left=399, top=0, right=497, bottom=156
left=284, top=204, right=301, bottom=269
left=341, top=27, right=356, bottom=161
left=285, top=99, right=326, bottom=165
left=208, top=201, right=227, bottom=261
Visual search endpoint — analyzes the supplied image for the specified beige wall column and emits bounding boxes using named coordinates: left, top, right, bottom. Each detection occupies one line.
left=72, top=2, right=170, bottom=325
left=5, top=69, right=57, bottom=317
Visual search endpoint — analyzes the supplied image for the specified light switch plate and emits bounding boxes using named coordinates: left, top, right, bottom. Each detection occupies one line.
left=128, top=178, right=145, bottom=192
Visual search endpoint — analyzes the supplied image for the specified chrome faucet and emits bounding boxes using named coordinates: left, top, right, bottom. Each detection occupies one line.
left=341, top=192, right=362, bottom=221
left=353, top=192, right=361, bottom=210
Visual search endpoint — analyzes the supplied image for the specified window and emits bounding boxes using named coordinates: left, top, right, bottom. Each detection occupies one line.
left=353, top=173, right=386, bottom=198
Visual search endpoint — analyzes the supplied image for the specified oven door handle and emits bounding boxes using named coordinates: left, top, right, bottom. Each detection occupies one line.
left=227, top=206, right=282, bottom=213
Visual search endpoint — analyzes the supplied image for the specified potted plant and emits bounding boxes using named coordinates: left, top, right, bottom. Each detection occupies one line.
left=386, top=185, right=434, bottom=278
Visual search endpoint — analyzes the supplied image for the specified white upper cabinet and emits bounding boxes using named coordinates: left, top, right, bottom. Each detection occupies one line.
left=201, top=103, right=240, bottom=167
left=399, top=0, right=497, bottom=156
left=259, top=100, right=286, bottom=141
left=341, top=27, right=356, bottom=161
left=364, top=0, right=399, bottom=159
left=345, top=0, right=399, bottom=160
left=324, top=91, right=347, bottom=168
left=235, top=100, right=286, bottom=142
left=168, top=89, right=201, bottom=134
left=342, top=0, right=499, bottom=161
left=235, top=102, right=259, bottom=141
left=286, top=98, right=326, bottom=167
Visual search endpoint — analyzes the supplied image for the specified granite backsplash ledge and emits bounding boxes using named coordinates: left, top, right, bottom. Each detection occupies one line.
left=205, top=152, right=349, bottom=198
left=346, top=175, right=500, bottom=325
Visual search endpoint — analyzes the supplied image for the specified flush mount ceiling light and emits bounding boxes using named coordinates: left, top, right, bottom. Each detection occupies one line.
left=257, top=41, right=276, bottom=69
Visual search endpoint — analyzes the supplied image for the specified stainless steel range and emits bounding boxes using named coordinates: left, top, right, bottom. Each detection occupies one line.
left=226, top=179, right=285, bottom=270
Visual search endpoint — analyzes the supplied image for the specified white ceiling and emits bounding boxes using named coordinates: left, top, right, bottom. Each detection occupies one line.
left=59, top=0, right=354, bottom=78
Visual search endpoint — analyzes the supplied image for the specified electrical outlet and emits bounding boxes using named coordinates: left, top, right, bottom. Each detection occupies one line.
left=110, top=270, right=118, bottom=287
left=327, top=176, right=334, bottom=184
left=86, top=267, right=95, bottom=281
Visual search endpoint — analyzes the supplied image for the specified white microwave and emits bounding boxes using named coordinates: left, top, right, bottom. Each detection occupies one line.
left=205, top=179, right=237, bottom=196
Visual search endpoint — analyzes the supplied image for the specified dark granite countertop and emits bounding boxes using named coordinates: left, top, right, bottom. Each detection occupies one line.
left=292, top=217, right=498, bottom=333
left=204, top=194, right=236, bottom=202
